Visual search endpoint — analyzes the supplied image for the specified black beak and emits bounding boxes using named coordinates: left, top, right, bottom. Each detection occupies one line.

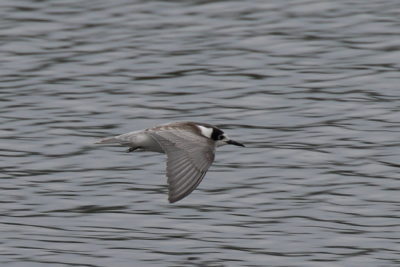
left=227, top=139, right=245, bottom=147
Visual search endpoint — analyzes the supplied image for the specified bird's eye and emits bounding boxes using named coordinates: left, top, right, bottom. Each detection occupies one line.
left=218, top=135, right=224, bottom=140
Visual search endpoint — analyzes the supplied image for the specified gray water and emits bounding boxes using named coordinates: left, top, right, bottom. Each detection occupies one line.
left=1, top=0, right=400, bottom=266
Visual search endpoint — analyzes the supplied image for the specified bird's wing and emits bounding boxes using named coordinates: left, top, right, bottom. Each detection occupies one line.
left=147, top=130, right=215, bottom=203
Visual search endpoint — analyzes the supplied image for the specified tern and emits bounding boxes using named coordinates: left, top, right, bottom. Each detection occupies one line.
left=96, top=121, right=244, bottom=203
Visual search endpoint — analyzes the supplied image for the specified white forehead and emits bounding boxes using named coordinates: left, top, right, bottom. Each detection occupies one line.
left=197, top=125, right=213, bottom=138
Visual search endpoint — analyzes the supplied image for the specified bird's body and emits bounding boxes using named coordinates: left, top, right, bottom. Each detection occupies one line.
left=96, top=121, right=244, bottom=203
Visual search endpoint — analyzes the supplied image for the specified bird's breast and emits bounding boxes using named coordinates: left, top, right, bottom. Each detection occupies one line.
left=136, top=133, right=164, bottom=153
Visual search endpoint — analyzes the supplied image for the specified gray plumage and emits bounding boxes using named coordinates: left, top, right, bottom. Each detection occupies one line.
left=96, top=121, right=244, bottom=203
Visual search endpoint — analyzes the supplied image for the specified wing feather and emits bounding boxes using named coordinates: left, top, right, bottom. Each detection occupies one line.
left=147, top=130, right=215, bottom=203
left=171, top=172, right=207, bottom=203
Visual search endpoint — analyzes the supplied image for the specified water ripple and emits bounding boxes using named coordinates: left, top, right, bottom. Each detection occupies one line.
left=1, top=0, right=400, bottom=266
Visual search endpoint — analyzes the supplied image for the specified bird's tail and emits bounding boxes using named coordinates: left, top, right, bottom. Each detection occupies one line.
left=95, top=136, right=119, bottom=144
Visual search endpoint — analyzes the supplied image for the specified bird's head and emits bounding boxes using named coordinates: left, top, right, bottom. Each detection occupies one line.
left=196, top=124, right=245, bottom=147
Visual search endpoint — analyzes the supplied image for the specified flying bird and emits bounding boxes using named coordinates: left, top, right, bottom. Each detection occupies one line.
left=96, top=121, right=244, bottom=203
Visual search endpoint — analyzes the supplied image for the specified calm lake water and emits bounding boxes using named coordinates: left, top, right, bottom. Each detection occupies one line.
left=1, top=0, right=400, bottom=266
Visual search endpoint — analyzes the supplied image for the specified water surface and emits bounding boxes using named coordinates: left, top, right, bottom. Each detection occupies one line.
left=1, top=0, right=400, bottom=266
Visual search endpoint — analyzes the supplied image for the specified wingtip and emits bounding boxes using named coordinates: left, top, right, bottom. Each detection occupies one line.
left=168, top=191, right=188, bottom=203
left=168, top=196, right=179, bottom=204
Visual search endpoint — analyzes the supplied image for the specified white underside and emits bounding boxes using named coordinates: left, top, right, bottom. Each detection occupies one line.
left=116, top=131, right=164, bottom=153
